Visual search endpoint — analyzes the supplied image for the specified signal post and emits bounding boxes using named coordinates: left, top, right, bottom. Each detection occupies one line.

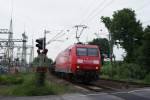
left=35, top=37, right=48, bottom=86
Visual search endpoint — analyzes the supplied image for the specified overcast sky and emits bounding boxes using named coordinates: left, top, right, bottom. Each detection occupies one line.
left=0, top=0, right=150, bottom=61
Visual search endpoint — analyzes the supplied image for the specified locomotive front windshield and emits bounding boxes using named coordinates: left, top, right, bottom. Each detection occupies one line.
left=77, top=48, right=87, bottom=56
left=77, top=47, right=99, bottom=56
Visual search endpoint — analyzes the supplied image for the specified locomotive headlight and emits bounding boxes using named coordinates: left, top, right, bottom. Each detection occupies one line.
left=77, top=59, right=83, bottom=63
left=93, top=60, right=99, bottom=64
left=77, top=66, right=80, bottom=69
left=96, top=67, right=99, bottom=70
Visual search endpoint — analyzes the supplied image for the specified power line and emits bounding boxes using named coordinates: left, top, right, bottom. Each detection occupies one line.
left=74, top=25, right=87, bottom=42
left=46, top=30, right=63, bottom=45
left=136, top=1, right=150, bottom=12
left=87, top=0, right=114, bottom=24
left=80, top=0, right=106, bottom=24
left=46, top=29, right=71, bottom=45
left=80, top=0, right=99, bottom=19
left=79, top=0, right=100, bottom=23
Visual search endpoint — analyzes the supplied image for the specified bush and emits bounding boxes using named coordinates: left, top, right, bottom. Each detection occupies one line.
left=101, top=62, right=112, bottom=76
left=101, top=62, right=146, bottom=80
left=144, top=73, right=150, bottom=84
left=0, top=73, right=71, bottom=96
left=101, top=61, right=123, bottom=77
left=12, top=83, right=55, bottom=96
left=0, top=75, right=23, bottom=85
left=118, top=63, right=146, bottom=79
left=11, top=73, right=69, bottom=96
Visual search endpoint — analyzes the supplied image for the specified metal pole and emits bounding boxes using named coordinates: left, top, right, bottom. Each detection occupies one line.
left=109, top=32, right=113, bottom=77
left=43, top=29, right=47, bottom=63
left=44, top=30, right=46, bottom=50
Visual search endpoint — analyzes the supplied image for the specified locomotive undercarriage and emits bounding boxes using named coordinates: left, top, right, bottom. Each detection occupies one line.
left=75, top=70, right=99, bottom=83
left=53, top=70, right=99, bottom=83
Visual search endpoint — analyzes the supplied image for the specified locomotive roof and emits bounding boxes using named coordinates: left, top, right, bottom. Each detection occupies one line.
left=64, top=43, right=99, bottom=51
left=55, top=43, right=99, bottom=60
left=73, top=43, right=99, bottom=48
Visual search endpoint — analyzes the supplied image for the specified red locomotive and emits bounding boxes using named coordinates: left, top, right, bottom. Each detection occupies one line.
left=54, top=43, right=102, bottom=82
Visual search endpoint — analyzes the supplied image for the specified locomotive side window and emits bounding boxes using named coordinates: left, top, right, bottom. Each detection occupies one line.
left=77, top=48, right=87, bottom=56
left=88, top=48, right=98, bottom=56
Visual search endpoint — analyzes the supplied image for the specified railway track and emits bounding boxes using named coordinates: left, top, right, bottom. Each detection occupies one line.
left=70, top=81, right=120, bottom=93
left=95, top=79, right=150, bottom=90
left=100, top=78, right=150, bottom=87
left=48, top=72, right=149, bottom=93
left=47, top=73, right=117, bottom=93
left=67, top=77, right=150, bottom=93
left=72, top=83, right=106, bottom=92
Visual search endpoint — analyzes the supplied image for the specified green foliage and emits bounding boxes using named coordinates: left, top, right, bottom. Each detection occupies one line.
left=11, top=74, right=53, bottom=96
left=32, top=57, right=53, bottom=67
left=118, top=63, right=146, bottom=79
left=88, top=38, right=110, bottom=55
left=0, top=74, right=23, bottom=85
left=11, top=73, right=70, bottom=96
left=32, top=57, right=39, bottom=66
left=100, top=62, right=112, bottom=76
left=45, top=57, right=53, bottom=66
left=101, top=62, right=146, bottom=80
left=100, top=8, right=150, bottom=84
left=35, top=72, right=46, bottom=86
left=101, top=8, right=143, bottom=62
left=101, top=16, right=112, bottom=30
left=137, top=26, right=150, bottom=72
left=144, top=73, right=150, bottom=83
left=0, top=73, right=71, bottom=96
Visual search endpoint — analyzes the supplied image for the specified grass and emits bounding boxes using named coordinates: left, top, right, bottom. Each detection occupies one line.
left=0, top=73, right=72, bottom=96
left=0, top=74, right=24, bottom=85
left=100, top=61, right=150, bottom=85
left=11, top=82, right=70, bottom=96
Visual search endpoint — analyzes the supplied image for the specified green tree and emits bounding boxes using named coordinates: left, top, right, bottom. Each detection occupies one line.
left=88, top=38, right=110, bottom=56
left=32, top=57, right=53, bottom=67
left=137, top=26, right=150, bottom=72
left=32, top=57, right=39, bottom=67
left=101, top=8, right=143, bottom=62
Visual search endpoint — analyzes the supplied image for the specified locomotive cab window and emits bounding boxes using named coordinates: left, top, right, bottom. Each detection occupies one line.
left=88, top=48, right=98, bottom=56
left=77, top=48, right=87, bottom=56
left=77, top=47, right=98, bottom=56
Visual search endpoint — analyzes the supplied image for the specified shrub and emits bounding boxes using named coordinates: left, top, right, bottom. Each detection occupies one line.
left=11, top=73, right=69, bottom=96
left=101, top=62, right=146, bottom=80
left=144, top=73, right=150, bottom=84
left=12, top=83, right=55, bottom=96
left=101, top=62, right=112, bottom=76
left=0, top=75, right=23, bottom=85
left=119, top=63, right=146, bottom=79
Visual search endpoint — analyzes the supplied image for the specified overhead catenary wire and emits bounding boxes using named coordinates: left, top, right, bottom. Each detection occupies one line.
left=46, top=30, right=64, bottom=45
left=86, top=0, right=114, bottom=25
left=135, top=0, right=150, bottom=12
left=77, top=0, right=108, bottom=44
left=79, top=0, right=103, bottom=23
left=133, top=1, right=150, bottom=24
left=46, top=29, right=71, bottom=45
left=80, top=0, right=107, bottom=24
left=80, top=0, right=99, bottom=18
